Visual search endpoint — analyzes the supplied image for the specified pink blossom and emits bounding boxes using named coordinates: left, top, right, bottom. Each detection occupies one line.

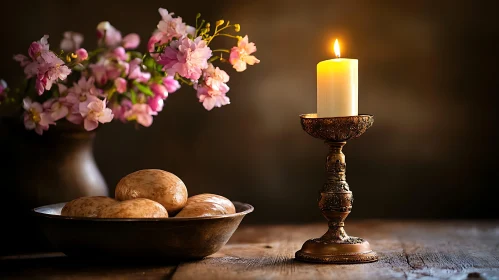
left=15, top=36, right=51, bottom=76
left=106, top=64, right=123, bottom=81
left=128, top=58, right=142, bottom=79
left=114, top=77, right=127, bottom=93
left=90, top=58, right=129, bottom=85
left=43, top=98, right=69, bottom=121
left=122, top=33, right=140, bottom=49
left=148, top=95, right=164, bottom=112
left=151, top=83, right=168, bottom=99
left=66, top=112, right=83, bottom=125
left=147, top=31, right=163, bottom=53
left=28, top=43, right=44, bottom=60
left=196, top=64, right=230, bottom=111
left=148, top=8, right=195, bottom=53
left=60, top=31, right=84, bottom=52
left=229, top=35, right=260, bottom=72
left=139, top=73, right=151, bottom=83
left=22, top=61, right=40, bottom=79
left=112, top=99, right=132, bottom=122
left=23, top=61, right=40, bottom=79
left=75, top=48, right=88, bottom=61
left=89, top=63, right=108, bottom=85
left=97, top=21, right=122, bottom=48
left=157, top=8, right=195, bottom=41
left=112, top=47, right=127, bottom=60
left=197, top=87, right=230, bottom=111
left=37, top=61, right=72, bottom=93
left=0, top=79, right=7, bottom=95
left=35, top=53, right=71, bottom=95
left=16, top=36, right=71, bottom=95
left=39, top=50, right=62, bottom=64
left=197, top=86, right=230, bottom=111
left=158, top=36, right=212, bottom=80
left=66, top=76, right=100, bottom=113
left=65, top=100, right=84, bottom=125
left=57, top=83, right=67, bottom=95
left=124, top=103, right=156, bottom=127
left=79, top=98, right=114, bottom=131
left=28, top=35, right=49, bottom=60
left=128, top=58, right=150, bottom=82
left=163, top=76, right=180, bottom=93
left=13, top=54, right=30, bottom=67
left=57, top=84, right=84, bottom=125
left=35, top=77, right=47, bottom=95
left=22, top=98, right=54, bottom=135
left=204, top=64, right=230, bottom=92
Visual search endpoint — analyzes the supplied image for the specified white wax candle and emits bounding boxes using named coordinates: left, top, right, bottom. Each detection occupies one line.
left=317, top=40, right=358, bottom=117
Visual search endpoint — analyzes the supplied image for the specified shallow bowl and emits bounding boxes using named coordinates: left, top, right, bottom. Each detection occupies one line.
left=33, top=201, right=253, bottom=261
left=300, top=114, right=374, bottom=142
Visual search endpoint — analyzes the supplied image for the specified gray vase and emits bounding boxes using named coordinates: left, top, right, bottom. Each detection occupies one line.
left=0, top=118, right=108, bottom=254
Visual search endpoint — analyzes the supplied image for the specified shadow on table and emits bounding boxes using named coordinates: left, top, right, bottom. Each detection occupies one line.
left=0, top=253, right=180, bottom=279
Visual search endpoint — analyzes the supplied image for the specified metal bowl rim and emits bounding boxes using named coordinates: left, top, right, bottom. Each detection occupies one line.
left=32, top=201, right=254, bottom=222
left=300, top=113, right=373, bottom=120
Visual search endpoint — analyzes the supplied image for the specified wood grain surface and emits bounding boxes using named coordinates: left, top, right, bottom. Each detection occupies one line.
left=1, top=221, right=498, bottom=280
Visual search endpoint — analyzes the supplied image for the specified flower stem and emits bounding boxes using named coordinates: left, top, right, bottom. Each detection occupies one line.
left=175, top=74, right=193, bottom=86
left=212, top=49, right=230, bottom=53
left=216, top=34, right=239, bottom=39
left=206, top=21, right=235, bottom=45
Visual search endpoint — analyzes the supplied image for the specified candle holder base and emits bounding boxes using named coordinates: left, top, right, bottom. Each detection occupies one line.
left=295, top=237, right=377, bottom=264
left=296, top=114, right=378, bottom=264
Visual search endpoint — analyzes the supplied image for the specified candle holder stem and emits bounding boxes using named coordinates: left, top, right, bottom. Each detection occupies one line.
left=321, top=141, right=350, bottom=242
left=295, top=114, right=378, bottom=264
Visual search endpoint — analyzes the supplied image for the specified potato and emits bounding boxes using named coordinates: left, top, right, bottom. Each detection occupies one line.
left=175, top=202, right=228, bottom=218
left=115, top=169, right=188, bottom=214
left=61, top=196, right=117, bottom=217
left=186, top=194, right=236, bottom=214
left=98, top=198, right=168, bottom=218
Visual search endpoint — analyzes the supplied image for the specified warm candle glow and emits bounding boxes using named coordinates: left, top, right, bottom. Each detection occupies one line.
left=317, top=38, right=358, bottom=117
left=333, top=39, right=340, bottom=58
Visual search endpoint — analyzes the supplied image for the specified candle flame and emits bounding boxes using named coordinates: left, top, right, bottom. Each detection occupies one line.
left=334, top=39, right=340, bottom=58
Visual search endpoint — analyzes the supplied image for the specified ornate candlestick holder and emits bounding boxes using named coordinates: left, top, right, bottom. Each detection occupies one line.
left=295, top=113, right=378, bottom=264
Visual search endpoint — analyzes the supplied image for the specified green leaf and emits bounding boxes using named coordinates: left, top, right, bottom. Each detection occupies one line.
left=128, top=51, right=143, bottom=59
left=134, top=82, right=154, bottom=97
left=144, top=56, right=156, bottom=69
left=130, top=89, right=137, bottom=104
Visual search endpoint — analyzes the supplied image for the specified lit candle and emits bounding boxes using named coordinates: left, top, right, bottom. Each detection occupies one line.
left=317, top=39, right=358, bottom=117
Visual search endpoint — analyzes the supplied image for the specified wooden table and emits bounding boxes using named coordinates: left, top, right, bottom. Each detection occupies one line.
left=2, top=221, right=498, bottom=279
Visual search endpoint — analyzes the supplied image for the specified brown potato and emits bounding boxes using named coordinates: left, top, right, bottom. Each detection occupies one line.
left=115, top=169, right=188, bottom=214
left=61, top=196, right=117, bottom=217
left=186, top=194, right=235, bottom=214
left=175, top=202, right=227, bottom=218
left=98, top=198, right=168, bottom=218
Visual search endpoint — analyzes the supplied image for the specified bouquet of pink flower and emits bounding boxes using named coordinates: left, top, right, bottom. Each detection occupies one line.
left=0, top=8, right=259, bottom=135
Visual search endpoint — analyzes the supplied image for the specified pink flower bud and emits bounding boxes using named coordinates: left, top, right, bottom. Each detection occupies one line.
left=76, top=48, right=89, bottom=61
left=96, top=21, right=122, bottom=47
left=151, top=83, right=168, bottom=99
left=122, top=33, right=140, bottom=49
left=163, top=76, right=180, bottom=94
left=138, top=72, right=151, bottom=83
left=148, top=95, right=164, bottom=112
left=28, top=42, right=43, bottom=59
left=112, top=47, right=127, bottom=61
left=114, top=77, right=127, bottom=93
left=96, top=22, right=110, bottom=40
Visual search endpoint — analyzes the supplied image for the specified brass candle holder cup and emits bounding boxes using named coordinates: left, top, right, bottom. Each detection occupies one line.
left=295, top=113, right=378, bottom=264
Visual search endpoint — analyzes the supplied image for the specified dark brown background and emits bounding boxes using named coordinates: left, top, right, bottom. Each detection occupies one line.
left=0, top=0, right=498, bottom=225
